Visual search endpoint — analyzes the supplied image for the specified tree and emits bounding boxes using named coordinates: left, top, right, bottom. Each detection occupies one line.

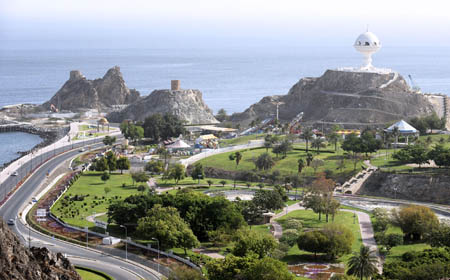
left=120, top=121, right=144, bottom=143
left=219, top=180, right=227, bottom=187
left=290, top=174, right=303, bottom=200
left=359, top=131, right=382, bottom=156
left=303, top=193, right=325, bottom=220
left=94, top=157, right=108, bottom=172
left=342, top=133, right=363, bottom=170
left=310, top=158, right=325, bottom=173
left=232, top=229, right=277, bottom=258
left=102, top=135, right=116, bottom=146
left=143, top=113, right=186, bottom=143
left=311, top=137, right=325, bottom=153
left=207, top=180, right=213, bottom=187
left=116, top=156, right=130, bottom=174
left=157, top=147, right=171, bottom=166
left=215, top=108, right=228, bottom=122
left=169, top=163, right=185, bottom=184
left=297, top=158, right=305, bottom=174
left=101, top=171, right=110, bottom=183
left=252, top=189, right=284, bottom=211
left=425, top=223, right=450, bottom=247
left=392, top=205, right=439, bottom=240
left=136, top=204, right=199, bottom=251
left=347, top=245, right=379, bottom=280
left=242, top=257, right=294, bottom=280
left=306, top=153, right=314, bottom=166
left=428, top=145, right=450, bottom=168
left=273, top=140, right=293, bottom=158
left=104, top=186, right=111, bottom=196
left=234, top=151, right=243, bottom=166
left=105, top=151, right=117, bottom=173
left=190, top=163, right=204, bottom=183
left=297, top=230, right=329, bottom=258
left=145, top=160, right=164, bottom=174
left=254, top=153, right=275, bottom=171
left=301, top=128, right=314, bottom=153
left=322, top=224, right=354, bottom=259
left=393, top=144, right=429, bottom=167
left=137, top=184, right=146, bottom=193
left=131, top=171, right=149, bottom=186
left=328, top=132, right=340, bottom=152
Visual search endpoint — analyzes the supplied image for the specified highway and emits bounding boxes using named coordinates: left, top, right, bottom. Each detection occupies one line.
left=0, top=142, right=160, bottom=280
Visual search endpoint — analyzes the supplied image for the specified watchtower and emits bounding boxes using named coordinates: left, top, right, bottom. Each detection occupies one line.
left=171, top=80, right=180, bottom=91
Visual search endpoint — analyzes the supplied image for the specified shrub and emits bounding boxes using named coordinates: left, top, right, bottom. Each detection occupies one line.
left=285, top=218, right=302, bottom=230
left=280, top=229, right=300, bottom=247
left=386, top=233, right=404, bottom=247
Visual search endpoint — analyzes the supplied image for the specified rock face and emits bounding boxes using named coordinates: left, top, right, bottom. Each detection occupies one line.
left=107, top=89, right=218, bottom=124
left=0, top=217, right=81, bottom=280
left=231, top=70, right=436, bottom=128
left=43, top=66, right=140, bottom=111
left=358, top=171, right=450, bottom=204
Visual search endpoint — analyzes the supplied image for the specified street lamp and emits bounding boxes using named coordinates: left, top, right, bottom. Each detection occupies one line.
left=120, top=225, right=128, bottom=260
left=151, top=237, right=160, bottom=274
left=197, top=174, right=202, bottom=185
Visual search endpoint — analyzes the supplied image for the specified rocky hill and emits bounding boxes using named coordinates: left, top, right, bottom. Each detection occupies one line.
left=107, top=89, right=218, bottom=124
left=0, top=217, right=81, bottom=280
left=231, top=70, right=436, bottom=128
left=43, top=66, right=140, bottom=111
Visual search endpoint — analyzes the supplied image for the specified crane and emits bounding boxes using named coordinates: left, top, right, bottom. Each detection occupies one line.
left=408, top=75, right=421, bottom=93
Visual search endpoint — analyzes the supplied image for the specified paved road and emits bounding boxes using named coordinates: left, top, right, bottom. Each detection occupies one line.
left=0, top=143, right=160, bottom=280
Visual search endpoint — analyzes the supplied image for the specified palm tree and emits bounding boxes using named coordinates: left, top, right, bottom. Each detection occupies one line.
left=302, top=128, right=314, bottom=153
left=328, top=132, right=340, bottom=152
left=311, top=137, right=324, bottom=153
left=234, top=152, right=242, bottom=166
left=391, top=126, right=399, bottom=153
left=347, top=245, right=379, bottom=280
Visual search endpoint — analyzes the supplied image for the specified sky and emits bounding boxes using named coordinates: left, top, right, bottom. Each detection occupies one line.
left=1, top=0, right=450, bottom=49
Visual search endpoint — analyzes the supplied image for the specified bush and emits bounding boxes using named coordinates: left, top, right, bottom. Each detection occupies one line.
left=374, top=232, right=386, bottom=245
left=280, top=229, right=300, bottom=247
left=284, top=218, right=302, bottom=231
left=386, top=233, right=404, bottom=247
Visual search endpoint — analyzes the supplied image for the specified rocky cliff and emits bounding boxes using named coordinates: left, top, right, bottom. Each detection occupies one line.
left=358, top=171, right=450, bottom=204
left=43, top=66, right=140, bottom=111
left=0, top=217, right=81, bottom=280
left=107, top=89, right=218, bottom=124
left=231, top=70, right=436, bottom=128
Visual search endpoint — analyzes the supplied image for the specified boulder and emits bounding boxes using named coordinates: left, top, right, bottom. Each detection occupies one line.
left=0, top=217, right=81, bottom=280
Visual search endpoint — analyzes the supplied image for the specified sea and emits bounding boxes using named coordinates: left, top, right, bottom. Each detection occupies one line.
left=0, top=45, right=449, bottom=160
left=0, top=132, right=43, bottom=166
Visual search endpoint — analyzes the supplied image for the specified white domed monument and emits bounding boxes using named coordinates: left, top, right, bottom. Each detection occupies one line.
left=354, top=30, right=381, bottom=70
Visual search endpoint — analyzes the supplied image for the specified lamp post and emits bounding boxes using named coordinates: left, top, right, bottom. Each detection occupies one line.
left=151, top=237, right=160, bottom=274
left=197, top=174, right=202, bottom=185
left=120, top=225, right=128, bottom=260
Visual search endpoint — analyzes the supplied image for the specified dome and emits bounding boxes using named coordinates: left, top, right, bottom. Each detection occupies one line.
left=354, top=31, right=381, bottom=48
left=98, top=117, right=109, bottom=124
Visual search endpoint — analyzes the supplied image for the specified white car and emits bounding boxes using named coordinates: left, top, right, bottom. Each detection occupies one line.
left=79, top=148, right=86, bottom=152
left=11, top=171, right=18, bottom=176
left=7, top=218, right=15, bottom=226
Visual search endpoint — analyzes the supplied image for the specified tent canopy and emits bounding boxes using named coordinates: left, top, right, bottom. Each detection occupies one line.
left=385, top=120, right=418, bottom=134
left=166, top=139, right=191, bottom=149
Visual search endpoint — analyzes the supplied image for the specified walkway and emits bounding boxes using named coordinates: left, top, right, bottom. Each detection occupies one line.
left=334, top=160, right=377, bottom=195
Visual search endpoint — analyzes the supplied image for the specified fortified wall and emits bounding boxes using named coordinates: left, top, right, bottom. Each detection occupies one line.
left=425, top=94, right=450, bottom=130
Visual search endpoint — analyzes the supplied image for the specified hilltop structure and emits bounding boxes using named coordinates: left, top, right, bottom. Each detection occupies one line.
left=107, top=80, right=219, bottom=125
left=231, top=31, right=450, bottom=129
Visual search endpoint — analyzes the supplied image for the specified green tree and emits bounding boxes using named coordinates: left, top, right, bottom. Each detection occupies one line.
left=143, top=113, right=186, bottom=143
left=311, top=137, right=325, bottom=153
left=232, top=229, right=277, bottom=258
left=425, top=223, right=450, bottom=247
left=207, top=180, right=213, bottom=187
left=215, top=108, right=228, bottom=122
left=104, top=186, right=111, bottom=196
left=137, top=184, right=146, bottom=193
left=328, top=132, right=340, bottom=152
left=145, top=160, right=164, bottom=174
left=157, top=147, right=171, bottom=166
left=392, top=205, right=439, bottom=240
left=428, top=145, right=450, bottom=168
left=169, top=163, right=185, bottom=184
left=347, top=245, right=379, bottom=280
left=136, top=204, right=199, bottom=251
left=242, top=257, right=294, bottom=280
left=297, top=158, right=305, bottom=174
left=322, top=224, right=354, bottom=259
left=190, top=163, right=204, bottom=183
left=219, top=180, right=227, bottom=187
left=168, top=264, right=206, bottom=280
left=310, top=158, right=325, bottom=173
left=105, top=151, right=117, bottom=173
left=301, top=128, right=314, bottom=153
left=102, top=135, right=116, bottom=146
left=254, top=153, right=275, bottom=171
left=306, top=153, right=314, bottom=166
left=342, top=133, right=363, bottom=170
left=297, top=230, right=329, bottom=258
left=252, top=189, right=284, bottom=211
left=116, top=156, right=130, bottom=174
left=131, top=171, right=149, bottom=186
left=94, top=157, right=108, bottom=172
left=100, top=171, right=110, bottom=183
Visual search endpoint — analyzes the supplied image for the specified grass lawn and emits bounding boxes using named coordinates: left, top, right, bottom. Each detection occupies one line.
left=198, top=147, right=362, bottom=178
left=219, top=134, right=267, bottom=146
left=385, top=243, right=431, bottom=263
left=51, top=171, right=141, bottom=229
left=76, top=267, right=111, bottom=280
left=276, top=209, right=362, bottom=264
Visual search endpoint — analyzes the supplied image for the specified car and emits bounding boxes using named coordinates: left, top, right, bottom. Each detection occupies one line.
left=11, top=171, right=18, bottom=176
left=7, top=218, right=15, bottom=226
left=79, top=148, right=86, bottom=152
left=32, top=197, right=38, bottom=203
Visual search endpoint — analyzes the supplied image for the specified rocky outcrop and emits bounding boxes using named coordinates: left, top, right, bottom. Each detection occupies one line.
left=0, top=217, right=81, bottom=280
left=231, top=70, right=436, bottom=128
left=43, top=66, right=140, bottom=111
left=358, top=171, right=450, bottom=204
left=107, top=89, right=218, bottom=124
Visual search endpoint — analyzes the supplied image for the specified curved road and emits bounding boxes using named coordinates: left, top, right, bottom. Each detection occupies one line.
left=0, top=143, right=159, bottom=280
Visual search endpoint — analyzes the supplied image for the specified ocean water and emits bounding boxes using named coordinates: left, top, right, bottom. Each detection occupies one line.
left=0, top=46, right=449, bottom=114
left=0, top=132, right=43, bottom=166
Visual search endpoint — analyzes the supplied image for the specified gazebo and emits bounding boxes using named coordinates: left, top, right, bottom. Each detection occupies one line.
left=166, top=139, right=191, bottom=150
left=385, top=120, right=418, bottom=145
left=97, top=117, right=110, bottom=132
